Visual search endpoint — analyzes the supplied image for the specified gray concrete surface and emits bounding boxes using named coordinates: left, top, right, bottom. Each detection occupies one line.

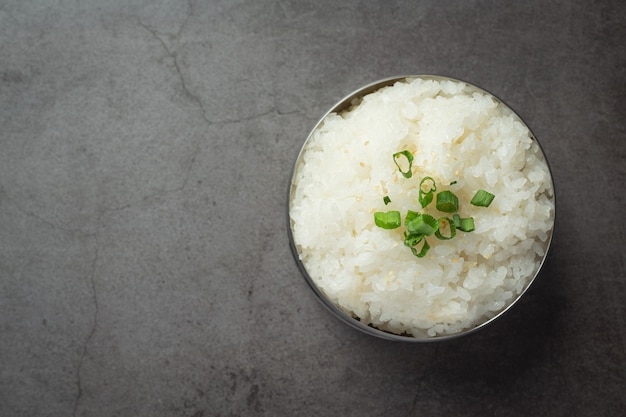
left=1, top=0, right=624, bottom=416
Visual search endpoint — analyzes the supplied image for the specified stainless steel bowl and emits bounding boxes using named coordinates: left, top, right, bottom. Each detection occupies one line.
left=288, top=75, right=556, bottom=342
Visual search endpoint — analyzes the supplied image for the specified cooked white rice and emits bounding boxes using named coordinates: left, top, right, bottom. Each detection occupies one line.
left=290, top=77, right=555, bottom=338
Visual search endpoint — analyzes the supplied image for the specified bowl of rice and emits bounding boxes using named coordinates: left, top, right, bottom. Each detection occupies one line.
left=288, top=75, right=555, bottom=341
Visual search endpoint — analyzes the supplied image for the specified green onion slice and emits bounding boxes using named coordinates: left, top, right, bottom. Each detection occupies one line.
left=419, top=176, right=436, bottom=208
left=383, top=196, right=391, bottom=205
left=452, top=214, right=461, bottom=228
left=405, top=210, right=420, bottom=224
left=435, top=217, right=456, bottom=240
left=419, top=192, right=433, bottom=209
left=374, top=211, right=401, bottom=229
left=393, top=150, right=414, bottom=179
left=420, top=177, right=436, bottom=193
left=470, top=189, right=495, bottom=207
left=409, top=239, right=430, bottom=258
left=406, top=213, right=438, bottom=236
left=436, top=190, right=459, bottom=213
left=459, top=218, right=475, bottom=232
left=453, top=214, right=475, bottom=232
left=403, top=231, right=423, bottom=247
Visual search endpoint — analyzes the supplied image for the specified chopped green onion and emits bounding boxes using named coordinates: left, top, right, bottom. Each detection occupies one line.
left=409, top=238, right=430, bottom=258
left=436, top=190, right=459, bottom=213
left=374, top=211, right=401, bottom=229
left=470, top=189, right=495, bottom=207
left=420, top=177, right=436, bottom=193
left=404, top=232, right=430, bottom=257
left=435, top=217, right=456, bottom=240
left=404, top=213, right=437, bottom=257
left=420, top=191, right=433, bottom=208
left=372, top=171, right=486, bottom=258
left=406, top=213, right=438, bottom=236
left=403, top=231, right=423, bottom=247
left=405, top=210, right=420, bottom=224
left=453, top=214, right=475, bottom=232
left=459, top=217, right=475, bottom=232
left=459, top=218, right=475, bottom=232
left=452, top=214, right=461, bottom=228
left=419, top=177, right=436, bottom=208
left=393, top=150, right=414, bottom=178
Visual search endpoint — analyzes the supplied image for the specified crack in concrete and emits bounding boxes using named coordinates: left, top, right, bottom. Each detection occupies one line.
left=1, top=183, right=101, bottom=416
left=3, top=7, right=301, bottom=415
left=136, top=10, right=302, bottom=201
left=179, top=0, right=194, bottom=39
left=136, top=19, right=207, bottom=117
left=58, top=8, right=225, bottom=392
left=136, top=12, right=208, bottom=195
left=137, top=10, right=303, bottom=125
left=0, top=6, right=305, bottom=233
left=0, top=184, right=89, bottom=236
left=72, top=234, right=100, bottom=417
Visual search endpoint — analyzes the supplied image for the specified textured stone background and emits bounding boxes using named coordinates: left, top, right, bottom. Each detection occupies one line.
left=1, top=1, right=624, bottom=416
